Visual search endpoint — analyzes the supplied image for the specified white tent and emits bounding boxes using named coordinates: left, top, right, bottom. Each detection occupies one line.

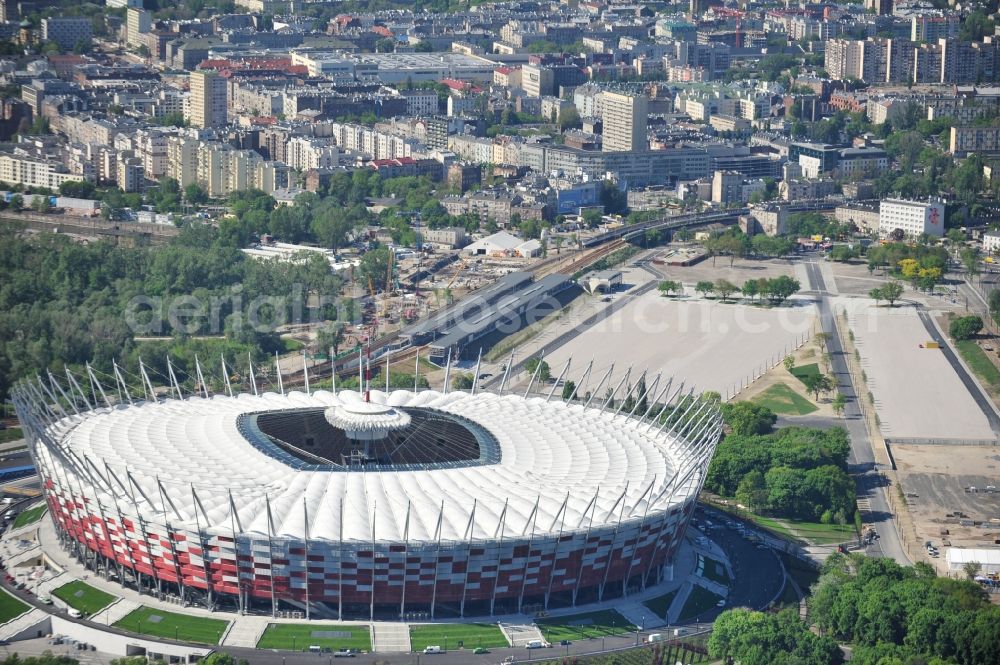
left=946, top=547, right=1000, bottom=575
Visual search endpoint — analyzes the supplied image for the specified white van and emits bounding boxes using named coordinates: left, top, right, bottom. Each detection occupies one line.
left=423, top=645, right=442, bottom=654
left=67, top=609, right=82, bottom=619
left=648, top=633, right=663, bottom=643
left=673, top=628, right=687, bottom=637
left=526, top=639, right=547, bottom=649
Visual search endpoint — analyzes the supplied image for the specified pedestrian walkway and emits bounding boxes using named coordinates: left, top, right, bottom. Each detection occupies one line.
left=34, top=571, right=70, bottom=598
left=665, top=584, right=692, bottom=624
left=500, top=622, right=544, bottom=647
left=220, top=615, right=270, bottom=648
left=90, top=599, right=140, bottom=626
left=0, top=608, right=47, bottom=641
left=372, top=621, right=409, bottom=652
left=616, top=602, right=663, bottom=630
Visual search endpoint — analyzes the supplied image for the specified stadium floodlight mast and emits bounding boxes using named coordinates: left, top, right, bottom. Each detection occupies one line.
left=11, top=350, right=723, bottom=620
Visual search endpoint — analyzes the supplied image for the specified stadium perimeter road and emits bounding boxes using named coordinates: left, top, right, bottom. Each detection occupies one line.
left=803, top=260, right=909, bottom=564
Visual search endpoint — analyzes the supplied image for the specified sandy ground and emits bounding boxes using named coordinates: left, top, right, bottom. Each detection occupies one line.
left=892, top=444, right=1000, bottom=561
left=655, top=255, right=800, bottom=289
left=733, top=334, right=836, bottom=417
left=543, top=293, right=817, bottom=398
left=839, top=298, right=994, bottom=442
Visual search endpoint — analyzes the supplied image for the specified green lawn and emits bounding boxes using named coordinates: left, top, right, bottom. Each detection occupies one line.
left=789, top=363, right=821, bottom=386
left=700, top=557, right=730, bottom=586
left=752, top=382, right=817, bottom=416
left=956, top=339, right=1000, bottom=391
left=753, top=516, right=856, bottom=545
left=282, top=338, right=305, bottom=353
left=113, top=606, right=230, bottom=645
left=408, top=623, right=508, bottom=651
left=0, top=588, right=29, bottom=623
left=12, top=503, right=46, bottom=529
left=0, top=427, right=23, bottom=444
left=677, top=586, right=723, bottom=621
left=537, top=610, right=637, bottom=643
left=642, top=590, right=677, bottom=620
left=257, top=623, right=371, bottom=652
left=51, top=580, right=116, bottom=615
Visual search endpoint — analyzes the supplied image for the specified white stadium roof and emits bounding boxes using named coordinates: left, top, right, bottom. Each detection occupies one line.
left=41, top=390, right=700, bottom=544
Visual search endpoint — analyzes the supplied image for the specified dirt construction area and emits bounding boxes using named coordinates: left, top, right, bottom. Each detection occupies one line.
left=544, top=293, right=816, bottom=397
left=839, top=297, right=995, bottom=442
left=893, top=444, right=1000, bottom=565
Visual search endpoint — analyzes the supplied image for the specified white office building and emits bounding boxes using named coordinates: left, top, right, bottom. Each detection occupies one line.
left=878, top=198, right=946, bottom=238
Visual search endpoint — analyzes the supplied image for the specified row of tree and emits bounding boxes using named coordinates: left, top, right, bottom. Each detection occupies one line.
left=657, top=276, right=801, bottom=305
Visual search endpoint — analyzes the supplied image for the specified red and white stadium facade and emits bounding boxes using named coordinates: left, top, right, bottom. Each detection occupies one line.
left=13, top=360, right=721, bottom=619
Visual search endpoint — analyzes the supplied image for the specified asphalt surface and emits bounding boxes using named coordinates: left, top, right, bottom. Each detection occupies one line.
left=803, top=259, right=909, bottom=563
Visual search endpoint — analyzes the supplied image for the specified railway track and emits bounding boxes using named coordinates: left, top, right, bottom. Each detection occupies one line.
left=534, top=238, right=629, bottom=278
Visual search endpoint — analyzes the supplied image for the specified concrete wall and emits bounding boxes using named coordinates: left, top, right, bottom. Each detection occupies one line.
left=50, top=616, right=212, bottom=662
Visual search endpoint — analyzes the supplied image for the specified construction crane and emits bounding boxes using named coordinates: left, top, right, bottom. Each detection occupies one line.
left=383, top=250, right=394, bottom=320
left=446, top=257, right=470, bottom=291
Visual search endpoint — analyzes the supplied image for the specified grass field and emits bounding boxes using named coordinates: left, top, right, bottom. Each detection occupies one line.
left=700, top=557, right=730, bottom=586
left=643, top=590, right=677, bottom=620
left=537, top=610, right=637, bottom=643
left=0, top=588, right=29, bottom=623
left=51, top=580, right=116, bottom=615
left=114, top=606, right=229, bottom=644
left=0, top=427, right=23, bottom=444
left=956, top=340, right=1000, bottom=391
left=12, top=503, right=47, bottom=529
left=677, top=586, right=723, bottom=621
left=257, top=623, right=371, bottom=652
left=752, top=382, right=817, bottom=415
left=408, top=623, right=508, bottom=651
left=753, top=516, right=856, bottom=545
left=789, top=363, right=821, bottom=386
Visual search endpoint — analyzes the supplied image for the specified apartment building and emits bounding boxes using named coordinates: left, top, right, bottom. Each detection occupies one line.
left=949, top=125, right=1000, bottom=156
left=188, top=70, right=228, bottom=129
left=601, top=91, right=648, bottom=152
left=41, top=17, right=92, bottom=51
left=879, top=198, right=945, bottom=238
left=0, top=152, right=86, bottom=189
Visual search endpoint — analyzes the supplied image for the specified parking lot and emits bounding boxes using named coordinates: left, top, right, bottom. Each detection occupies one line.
left=892, top=444, right=1000, bottom=567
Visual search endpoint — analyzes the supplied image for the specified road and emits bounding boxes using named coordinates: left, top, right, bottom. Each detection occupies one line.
left=802, top=260, right=908, bottom=563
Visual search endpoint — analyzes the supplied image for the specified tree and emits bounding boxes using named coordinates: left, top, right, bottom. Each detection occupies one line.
left=803, top=373, right=833, bottom=400
left=950, top=315, right=983, bottom=341
left=742, top=279, right=759, bottom=301
left=557, top=106, right=581, bottom=131
left=783, top=355, right=795, bottom=372
left=357, top=246, right=392, bottom=292
left=561, top=379, right=576, bottom=400
left=832, top=392, right=846, bottom=416
left=735, top=469, right=768, bottom=513
left=714, top=279, right=738, bottom=302
left=720, top=402, right=777, bottom=436
left=695, top=280, right=714, bottom=298
left=9, top=194, right=23, bottom=210
left=451, top=372, right=474, bottom=391
left=315, top=322, right=346, bottom=357
left=961, top=246, right=982, bottom=281
left=524, top=357, right=550, bottom=383
left=184, top=183, right=209, bottom=205
left=963, top=560, right=983, bottom=580
left=658, top=280, right=681, bottom=296
left=766, top=275, right=801, bottom=305
left=869, top=286, right=883, bottom=307
left=881, top=281, right=904, bottom=306
left=31, top=195, right=52, bottom=213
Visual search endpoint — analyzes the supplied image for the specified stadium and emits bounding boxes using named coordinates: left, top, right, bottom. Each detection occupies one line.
left=12, top=362, right=721, bottom=621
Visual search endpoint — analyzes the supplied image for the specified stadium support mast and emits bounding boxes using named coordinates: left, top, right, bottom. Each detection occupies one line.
left=471, top=348, right=482, bottom=395
left=303, top=352, right=310, bottom=396
left=221, top=354, right=233, bottom=397
left=248, top=352, right=258, bottom=396
left=584, top=363, right=614, bottom=409
left=195, top=356, right=208, bottom=399
left=546, top=358, right=571, bottom=402
left=276, top=352, right=284, bottom=396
